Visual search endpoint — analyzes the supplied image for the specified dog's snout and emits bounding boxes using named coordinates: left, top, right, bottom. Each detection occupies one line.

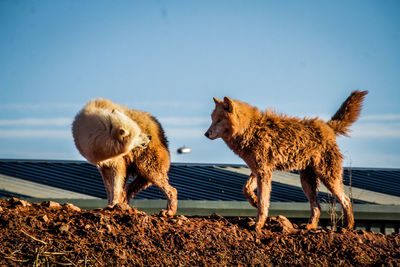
left=204, top=131, right=210, bottom=138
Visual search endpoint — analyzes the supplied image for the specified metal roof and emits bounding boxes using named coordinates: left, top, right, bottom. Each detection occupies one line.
left=342, top=169, right=400, bottom=197
left=0, top=159, right=399, bottom=204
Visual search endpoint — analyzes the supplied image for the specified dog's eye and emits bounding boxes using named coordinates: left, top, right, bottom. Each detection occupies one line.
left=216, top=119, right=221, bottom=123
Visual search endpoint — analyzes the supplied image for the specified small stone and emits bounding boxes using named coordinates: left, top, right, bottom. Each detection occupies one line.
left=41, top=201, right=61, bottom=208
left=10, top=197, right=19, bottom=203
left=247, top=217, right=256, bottom=228
left=105, top=224, right=113, bottom=232
left=63, top=203, right=81, bottom=212
left=267, top=215, right=295, bottom=233
left=19, top=199, right=31, bottom=207
left=40, top=215, right=49, bottom=223
left=210, top=213, right=223, bottom=219
left=59, top=223, right=69, bottom=233
left=177, top=215, right=188, bottom=221
left=10, top=198, right=31, bottom=207
left=276, top=215, right=294, bottom=232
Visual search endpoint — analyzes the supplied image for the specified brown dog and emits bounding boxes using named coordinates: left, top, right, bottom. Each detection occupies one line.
left=205, top=91, right=367, bottom=231
left=72, top=98, right=177, bottom=216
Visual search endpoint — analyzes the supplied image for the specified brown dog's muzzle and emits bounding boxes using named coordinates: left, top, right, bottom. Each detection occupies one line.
left=204, top=128, right=217, bottom=140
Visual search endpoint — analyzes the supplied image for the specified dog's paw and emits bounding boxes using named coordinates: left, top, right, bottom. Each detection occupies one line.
left=139, top=134, right=151, bottom=149
left=105, top=203, right=130, bottom=211
left=299, top=223, right=317, bottom=230
left=159, top=209, right=175, bottom=217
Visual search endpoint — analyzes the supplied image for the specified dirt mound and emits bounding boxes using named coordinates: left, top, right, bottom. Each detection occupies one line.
left=1, top=198, right=399, bottom=266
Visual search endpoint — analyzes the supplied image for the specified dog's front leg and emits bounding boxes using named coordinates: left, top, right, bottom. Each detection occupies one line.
left=98, top=161, right=128, bottom=207
left=255, top=168, right=272, bottom=233
left=243, top=173, right=258, bottom=207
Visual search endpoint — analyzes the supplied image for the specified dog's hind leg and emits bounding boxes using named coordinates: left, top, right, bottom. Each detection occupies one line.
left=300, top=167, right=321, bottom=229
left=243, top=173, right=258, bottom=207
left=317, top=152, right=354, bottom=229
left=322, top=175, right=354, bottom=230
left=125, top=174, right=151, bottom=200
left=151, top=174, right=178, bottom=217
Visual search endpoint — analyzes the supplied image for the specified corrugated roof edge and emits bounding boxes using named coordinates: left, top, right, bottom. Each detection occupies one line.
left=0, top=159, right=399, bottom=171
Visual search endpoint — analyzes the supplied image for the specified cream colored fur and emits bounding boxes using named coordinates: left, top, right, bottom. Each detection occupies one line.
left=72, top=100, right=150, bottom=165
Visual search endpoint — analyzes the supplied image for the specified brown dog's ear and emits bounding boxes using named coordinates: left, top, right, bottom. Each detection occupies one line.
left=213, top=97, right=222, bottom=104
left=223, top=97, right=234, bottom=113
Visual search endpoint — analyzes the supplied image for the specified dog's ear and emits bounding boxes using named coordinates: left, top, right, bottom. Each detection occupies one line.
left=213, top=97, right=222, bottom=104
left=112, top=108, right=121, bottom=114
left=223, top=97, right=234, bottom=113
left=117, top=128, right=128, bottom=137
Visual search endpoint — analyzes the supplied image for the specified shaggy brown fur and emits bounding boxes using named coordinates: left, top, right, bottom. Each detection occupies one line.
left=205, top=91, right=368, bottom=231
left=72, top=98, right=177, bottom=216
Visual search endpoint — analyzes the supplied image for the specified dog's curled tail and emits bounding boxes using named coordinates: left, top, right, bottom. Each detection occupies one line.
left=327, top=90, right=368, bottom=136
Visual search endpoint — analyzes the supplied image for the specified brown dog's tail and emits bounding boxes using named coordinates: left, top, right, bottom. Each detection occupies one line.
left=327, top=90, right=368, bottom=136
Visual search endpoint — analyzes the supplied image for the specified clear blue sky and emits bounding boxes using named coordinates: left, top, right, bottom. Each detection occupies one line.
left=0, top=0, right=399, bottom=168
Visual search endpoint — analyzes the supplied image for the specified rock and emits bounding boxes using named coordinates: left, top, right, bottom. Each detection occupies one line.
left=105, top=224, right=113, bottom=232
left=210, top=213, right=223, bottom=219
left=9, top=198, right=31, bottom=207
left=177, top=215, right=188, bottom=221
left=267, top=215, right=295, bottom=233
left=39, top=214, right=49, bottom=223
left=19, top=200, right=31, bottom=207
left=59, top=223, right=70, bottom=233
left=10, top=197, right=19, bottom=203
left=175, top=215, right=188, bottom=226
left=276, top=215, right=294, bottom=231
left=41, top=201, right=61, bottom=208
left=63, top=203, right=81, bottom=212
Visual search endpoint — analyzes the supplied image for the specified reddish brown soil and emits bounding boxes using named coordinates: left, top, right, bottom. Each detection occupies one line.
left=0, top=198, right=399, bottom=266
